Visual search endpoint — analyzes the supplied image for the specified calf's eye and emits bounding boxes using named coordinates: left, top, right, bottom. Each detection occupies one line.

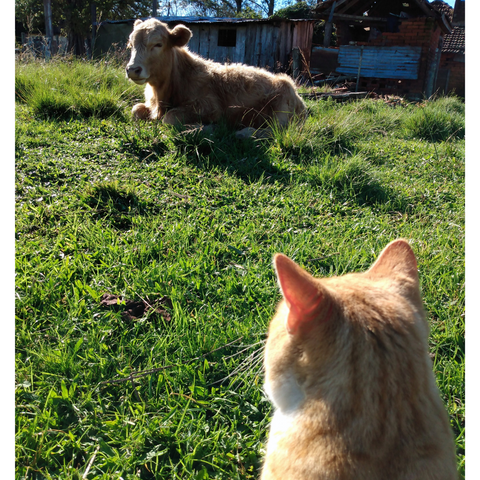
left=154, top=43, right=163, bottom=48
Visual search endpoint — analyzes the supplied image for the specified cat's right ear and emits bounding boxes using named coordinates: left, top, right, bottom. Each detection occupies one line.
left=368, top=239, right=419, bottom=283
left=274, top=254, right=331, bottom=335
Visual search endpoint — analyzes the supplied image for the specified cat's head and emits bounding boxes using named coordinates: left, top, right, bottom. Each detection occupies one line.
left=264, top=239, right=428, bottom=413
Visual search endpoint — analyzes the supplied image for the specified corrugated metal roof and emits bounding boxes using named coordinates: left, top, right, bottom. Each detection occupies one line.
left=96, top=16, right=314, bottom=27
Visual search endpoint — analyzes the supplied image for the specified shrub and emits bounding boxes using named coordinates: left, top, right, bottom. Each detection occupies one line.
left=403, top=97, right=465, bottom=142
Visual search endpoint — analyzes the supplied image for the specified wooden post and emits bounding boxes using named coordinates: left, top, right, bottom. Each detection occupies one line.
left=43, top=0, right=53, bottom=59
left=355, top=46, right=364, bottom=92
left=152, top=0, right=158, bottom=17
left=323, top=0, right=337, bottom=48
left=443, top=69, right=451, bottom=94
left=292, top=47, right=301, bottom=80
left=91, top=2, right=97, bottom=58
left=425, top=45, right=441, bottom=98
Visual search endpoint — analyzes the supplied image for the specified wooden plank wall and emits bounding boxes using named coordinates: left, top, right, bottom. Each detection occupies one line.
left=292, top=21, right=314, bottom=67
left=95, top=20, right=315, bottom=72
left=182, top=21, right=314, bottom=72
left=244, top=23, right=258, bottom=66
left=94, top=20, right=315, bottom=71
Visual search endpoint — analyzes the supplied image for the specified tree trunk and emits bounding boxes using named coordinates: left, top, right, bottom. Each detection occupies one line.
left=91, top=2, right=97, bottom=58
left=268, top=0, right=275, bottom=17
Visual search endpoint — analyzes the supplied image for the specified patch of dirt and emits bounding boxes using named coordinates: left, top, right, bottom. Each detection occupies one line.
left=100, top=293, right=173, bottom=322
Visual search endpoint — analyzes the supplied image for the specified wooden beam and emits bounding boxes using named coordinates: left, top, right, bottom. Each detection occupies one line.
left=350, top=0, right=378, bottom=16
left=319, top=0, right=347, bottom=16
left=337, top=0, right=364, bottom=15
left=317, top=13, right=388, bottom=23
left=411, top=0, right=434, bottom=17
left=439, top=13, right=453, bottom=34
left=326, top=0, right=350, bottom=11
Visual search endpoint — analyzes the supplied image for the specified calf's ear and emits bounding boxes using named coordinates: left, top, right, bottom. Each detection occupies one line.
left=134, top=19, right=143, bottom=27
left=169, top=25, right=192, bottom=47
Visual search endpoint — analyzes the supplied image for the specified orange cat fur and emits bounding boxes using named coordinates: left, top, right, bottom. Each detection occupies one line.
left=261, top=239, right=457, bottom=480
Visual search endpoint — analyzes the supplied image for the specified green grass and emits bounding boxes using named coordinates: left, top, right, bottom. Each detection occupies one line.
left=15, top=56, right=142, bottom=120
left=15, top=57, right=465, bottom=479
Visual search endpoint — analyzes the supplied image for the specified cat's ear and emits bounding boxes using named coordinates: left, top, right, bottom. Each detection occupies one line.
left=274, top=254, right=330, bottom=335
left=367, top=239, right=419, bottom=283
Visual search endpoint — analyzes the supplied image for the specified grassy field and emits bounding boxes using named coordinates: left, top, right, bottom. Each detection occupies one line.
left=15, top=56, right=465, bottom=480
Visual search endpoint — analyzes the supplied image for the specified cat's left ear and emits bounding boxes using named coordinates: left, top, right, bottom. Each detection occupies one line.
left=367, top=239, right=419, bottom=283
left=274, top=254, right=331, bottom=335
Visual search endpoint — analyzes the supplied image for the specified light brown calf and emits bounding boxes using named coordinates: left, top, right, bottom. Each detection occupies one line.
left=126, top=19, right=306, bottom=128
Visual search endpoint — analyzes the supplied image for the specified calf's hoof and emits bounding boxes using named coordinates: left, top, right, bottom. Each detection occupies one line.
left=132, top=103, right=151, bottom=120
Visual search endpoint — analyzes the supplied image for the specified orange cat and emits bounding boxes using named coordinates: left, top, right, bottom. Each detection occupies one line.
left=261, top=239, right=457, bottom=480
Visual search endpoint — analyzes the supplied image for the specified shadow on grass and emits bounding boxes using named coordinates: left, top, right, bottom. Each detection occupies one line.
left=28, top=92, right=126, bottom=121
left=171, top=123, right=292, bottom=184
left=301, top=154, right=406, bottom=207
left=119, top=120, right=406, bottom=209
left=81, top=181, right=160, bottom=230
left=118, top=120, right=292, bottom=184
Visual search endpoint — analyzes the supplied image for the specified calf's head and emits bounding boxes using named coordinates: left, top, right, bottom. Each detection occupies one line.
left=126, top=19, right=192, bottom=84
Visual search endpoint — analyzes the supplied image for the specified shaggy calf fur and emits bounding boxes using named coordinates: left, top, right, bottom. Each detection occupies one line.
left=126, top=19, right=306, bottom=128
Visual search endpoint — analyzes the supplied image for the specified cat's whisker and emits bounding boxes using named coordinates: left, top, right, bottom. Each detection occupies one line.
left=225, top=354, right=262, bottom=378
left=207, top=346, right=265, bottom=388
left=222, top=340, right=266, bottom=361
left=223, top=348, right=266, bottom=391
left=235, top=348, right=265, bottom=374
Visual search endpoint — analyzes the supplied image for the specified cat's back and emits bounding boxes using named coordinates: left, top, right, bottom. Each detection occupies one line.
left=260, top=240, right=457, bottom=480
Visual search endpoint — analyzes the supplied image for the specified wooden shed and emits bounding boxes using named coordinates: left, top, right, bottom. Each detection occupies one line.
left=313, top=0, right=454, bottom=99
left=93, top=16, right=315, bottom=73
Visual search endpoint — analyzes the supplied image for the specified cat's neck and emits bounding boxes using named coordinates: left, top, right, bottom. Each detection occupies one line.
left=264, top=367, right=305, bottom=413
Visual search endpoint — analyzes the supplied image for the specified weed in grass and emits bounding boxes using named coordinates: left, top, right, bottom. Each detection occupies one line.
left=172, top=126, right=216, bottom=160
left=119, top=123, right=175, bottom=161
